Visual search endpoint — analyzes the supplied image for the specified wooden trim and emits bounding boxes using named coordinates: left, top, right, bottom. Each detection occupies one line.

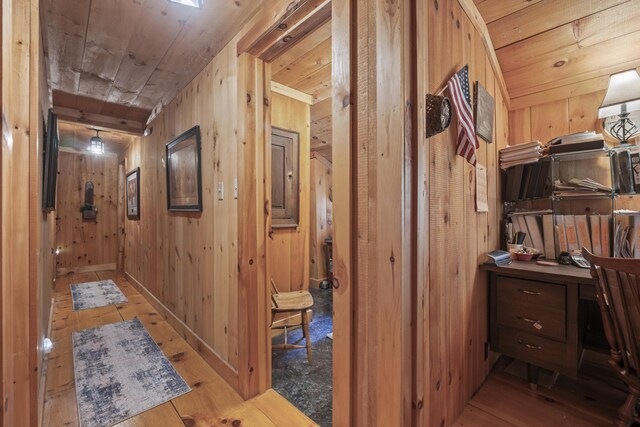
left=56, top=263, right=116, bottom=276
left=37, top=297, right=55, bottom=426
left=124, top=272, right=240, bottom=391
left=58, top=146, right=119, bottom=158
left=310, top=151, right=332, bottom=168
left=270, top=81, right=314, bottom=105
left=331, top=0, right=353, bottom=424
left=457, top=0, right=510, bottom=109
left=53, top=106, right=145, bottom=134
left=237, top=53, right=270, bottom=399
left=238, top=0, right=331, bottom=61
left=509, top=74, right=611, bottom=111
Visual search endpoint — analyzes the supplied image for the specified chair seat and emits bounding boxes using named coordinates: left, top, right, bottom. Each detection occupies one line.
left=272, top=290, right=314, bottom=312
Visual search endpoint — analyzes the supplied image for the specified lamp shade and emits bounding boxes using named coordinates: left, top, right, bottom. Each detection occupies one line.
left=598, top=69, right=640, bottom=118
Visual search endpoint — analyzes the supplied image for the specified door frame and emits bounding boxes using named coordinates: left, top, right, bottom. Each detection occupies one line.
left=236, top=0, right=354, bottom=424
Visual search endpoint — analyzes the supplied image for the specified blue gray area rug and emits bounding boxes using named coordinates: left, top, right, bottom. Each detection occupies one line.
left=72, top=318, right=191, bottom=427
left=71, top=280, right=128, bottom=311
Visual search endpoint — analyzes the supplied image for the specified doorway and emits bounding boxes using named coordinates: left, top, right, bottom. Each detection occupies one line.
left=267, top=19, right=334, bottom=426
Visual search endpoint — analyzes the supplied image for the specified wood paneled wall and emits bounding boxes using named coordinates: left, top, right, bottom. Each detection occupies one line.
left=56, top=151, right=118, bottom=273
left=123, top=39, right=240, bottom=375
left=509, top=90, right=606, bottom=145
left=309, top=153, right=332, bottom=286
left=268, top=92, right=310, bottom=292
left=1, top=0, right=50, bottom=425
left=417, top=0, right=508, bottom=425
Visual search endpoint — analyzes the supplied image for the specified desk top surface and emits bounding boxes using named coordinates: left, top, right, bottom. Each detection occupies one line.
left=481, top=260, right=595, bottom=284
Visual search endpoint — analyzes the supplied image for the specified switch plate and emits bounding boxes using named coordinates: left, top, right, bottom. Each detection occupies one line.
left=218, top=182, right=224, bottom=200
left=234, top=178, right=238, bottom=199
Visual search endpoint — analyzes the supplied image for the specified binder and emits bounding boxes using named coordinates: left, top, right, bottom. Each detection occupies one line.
left=519, top=164, right=533, bottom=200
left=555, top=216, right=568, bottom=254
left=525, top=163, right=542, bottom=200
left=617, top=150, right=635, bottom=194
left=542, top=215, right=556, bottom=260
left=590, top=214, right=602, bottom=256
left=601, top=214, right=611, bottom=257
left=525, top=215, right=545, bottom=253
left=575, top=215, right=592, bottom=253
left=533, top=160, right=551, bottom=199
left=631, top=152, right=640, bottom=193
left=564, top=215, right=579, bottom=252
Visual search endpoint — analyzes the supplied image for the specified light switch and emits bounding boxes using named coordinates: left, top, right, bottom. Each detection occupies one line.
left=234, top=178, right=238, bottom=199
left=218, top=182, right=224, bottom=200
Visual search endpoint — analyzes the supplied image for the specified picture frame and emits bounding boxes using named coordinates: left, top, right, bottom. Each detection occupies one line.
left=474, top=81, right=494, bottom=143
left=165, top=125, right=202, bottom=211
left=42, top=109, right=59, bottom=212
left=126, top=167, right=140, bottom=219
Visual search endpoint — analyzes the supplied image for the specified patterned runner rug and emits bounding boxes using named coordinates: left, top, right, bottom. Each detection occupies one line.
left=71, top=280, right=128, bottom=311
left=72, top=318, right=191, bottom=427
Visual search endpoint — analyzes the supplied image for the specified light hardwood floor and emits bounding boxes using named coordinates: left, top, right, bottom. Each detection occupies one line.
left=42, top=270, right=317, bottom=427
left=454, top=354, right=626, bottom=426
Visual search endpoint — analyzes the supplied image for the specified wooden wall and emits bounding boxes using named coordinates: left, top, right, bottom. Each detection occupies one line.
left=123, top=39, right=240, bottom=374
left=509, top=90, right=606, bottom=145
left=269, top=92, right=310, bottom=292
left=417, top=0, right=509, bottom=425
left=56, top=151, right=119, bottom=273
left=309, top=153, right=332, bottom=286
left=1, top=0, right=50, bottom=425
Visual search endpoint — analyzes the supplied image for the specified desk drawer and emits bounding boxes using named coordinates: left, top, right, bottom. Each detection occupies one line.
left=497, top=298, right=565, bottom=340
left=497, top=326, right=567, bottom=373
left=497, top=277, right=565, bottom=311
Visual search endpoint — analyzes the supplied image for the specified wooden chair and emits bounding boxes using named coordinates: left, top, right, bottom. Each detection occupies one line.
left=270, top=278, right=314, bottom=363
left=583, top=249, right=640, bottom=426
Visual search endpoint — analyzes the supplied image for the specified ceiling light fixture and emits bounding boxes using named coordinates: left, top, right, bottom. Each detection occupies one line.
left=168, top=0, right=202, bottom=8
left=89, top=130, right=104, bottom=155
left=598, top=69, right=640, bottom=145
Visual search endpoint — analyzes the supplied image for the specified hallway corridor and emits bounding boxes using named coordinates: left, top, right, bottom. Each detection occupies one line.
left=42, top=271, right=317, bottom=426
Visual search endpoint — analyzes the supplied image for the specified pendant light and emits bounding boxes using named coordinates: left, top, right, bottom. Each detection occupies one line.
left=89, top=130, right=104, bottom=154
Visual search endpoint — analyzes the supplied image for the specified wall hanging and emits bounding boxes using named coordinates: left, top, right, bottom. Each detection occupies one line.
left=126, top=167, right=140, bottom=219
left=425, top=94, right=452, bottom=138
left=166, top=125, right=203, bottom=211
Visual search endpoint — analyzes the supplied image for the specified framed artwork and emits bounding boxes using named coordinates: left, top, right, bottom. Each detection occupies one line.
left=126, top=167, right=140, bottom=219
left=165, top=125, right=202, bottom=211
left=474, top=81, right=494, bottom=143
left=42, top=108, right=59, bottom=212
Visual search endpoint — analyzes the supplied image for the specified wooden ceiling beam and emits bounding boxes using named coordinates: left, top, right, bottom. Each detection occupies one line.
left=238, top=0, right=331, bottom=60
left=271, top=81, right=314, bottom=104
left=54, top=107, right=145, bottom=135
left=259, top=1, right=331, bottom=62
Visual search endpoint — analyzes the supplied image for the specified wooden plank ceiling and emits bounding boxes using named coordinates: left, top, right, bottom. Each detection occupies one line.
left=271, top=20, right=332, bottom=161
left=58, top=121, right=137, bottom=156
left=42, top=0, right=263, bottom=132
left=474, top=0, right=640, bottom=109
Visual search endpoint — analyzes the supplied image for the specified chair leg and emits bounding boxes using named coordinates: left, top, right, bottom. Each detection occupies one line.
left=301, top=309, right=313, bottom=364
left=616, top=388, right=640, bottom=427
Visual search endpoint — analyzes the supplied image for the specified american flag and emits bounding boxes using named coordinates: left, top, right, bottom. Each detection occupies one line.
left=447, top=65, right=478, bottom=166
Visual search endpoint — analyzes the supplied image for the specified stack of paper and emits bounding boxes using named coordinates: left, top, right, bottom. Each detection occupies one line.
left=553, top=178, right=612, bottom=196
left=500, top=141, right=544, bottom=169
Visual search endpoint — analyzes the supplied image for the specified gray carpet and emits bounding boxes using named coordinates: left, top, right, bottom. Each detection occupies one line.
left=272, top=287, right=333, bottom=426
left=72, top=318, right=191, bottom=427
left=71, top=280, right=128, bottom=311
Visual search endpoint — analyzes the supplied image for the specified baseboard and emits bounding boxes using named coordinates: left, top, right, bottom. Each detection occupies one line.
left=38, top=297, right=55, bottom=426
left=56, top=263, right=116, bottom=276
left=124, top=272, right=240, bottom=392
left=309, top=277, right=329, bottom=288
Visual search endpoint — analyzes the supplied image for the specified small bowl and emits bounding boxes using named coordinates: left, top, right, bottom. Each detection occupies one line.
left=515, top=252, right=534, bottom=261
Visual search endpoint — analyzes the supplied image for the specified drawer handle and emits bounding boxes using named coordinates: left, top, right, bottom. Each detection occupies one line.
left=517, top=288, right=541, bottom=296
left=518, top=340, right=542, bottom=351
left=517, top=316, right=541, bottom=325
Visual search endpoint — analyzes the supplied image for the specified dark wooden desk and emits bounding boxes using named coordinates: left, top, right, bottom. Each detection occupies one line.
left=481, top=261, right=597, bottom=388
